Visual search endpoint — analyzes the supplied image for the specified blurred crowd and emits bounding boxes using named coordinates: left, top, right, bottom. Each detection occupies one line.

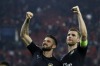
left=0, top=0, right=100, bottom=66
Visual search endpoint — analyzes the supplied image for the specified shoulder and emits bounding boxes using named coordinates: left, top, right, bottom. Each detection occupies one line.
left=27, top=42, right=40, bottom=50
left=52, top=56, right=61, bottom=63
left=27, top=41, right=41, bottom=55
left=61, top=54, right=68, bottom=61
left=77, top=43, right=88, bottom=50
left=77, top=43, right=88, bottom=55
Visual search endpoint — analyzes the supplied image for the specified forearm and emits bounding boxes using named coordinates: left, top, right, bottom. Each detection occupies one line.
left=78, top=12, right=87, bottom=41
left=20, top=18, right=30, bottom=36
left=20, top=18, right=32, bottom=46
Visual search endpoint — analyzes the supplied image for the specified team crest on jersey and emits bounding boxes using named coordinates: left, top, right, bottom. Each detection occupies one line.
left=63, top=63, right=72, bottom=66
left=37, top=55, right=40, bottom=59
left=48, top=63, right=53, bottom=66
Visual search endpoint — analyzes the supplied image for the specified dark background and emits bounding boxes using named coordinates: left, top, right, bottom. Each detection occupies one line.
left=0, top=0, right=100, bottom=66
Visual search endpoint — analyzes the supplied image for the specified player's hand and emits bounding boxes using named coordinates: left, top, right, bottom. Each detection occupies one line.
left=72, top=6, right=80, bottom=14
left=26, top=12, right=33, bottom=19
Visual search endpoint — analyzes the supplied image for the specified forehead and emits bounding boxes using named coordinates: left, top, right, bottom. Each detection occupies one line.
left=68, top=31, right=78, bottom=35
left=44, top=37, right=53, bottom=41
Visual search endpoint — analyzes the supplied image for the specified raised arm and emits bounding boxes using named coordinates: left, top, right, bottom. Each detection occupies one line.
left=20, top=12, right=33, bottom=46
left=72, top=6, right=88, bottom=47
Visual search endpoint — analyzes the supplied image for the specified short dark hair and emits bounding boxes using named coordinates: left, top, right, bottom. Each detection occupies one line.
left=0, top=61, right=9, bottom=66
left=69, top=27, right=81, bottom=38
left=46, top=34, right=57, bottom=46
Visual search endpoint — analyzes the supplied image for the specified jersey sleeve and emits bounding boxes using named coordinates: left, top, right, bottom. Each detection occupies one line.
left=77, top=43, right=88, bottom=56
left=27, top=42, right=41, bottom=55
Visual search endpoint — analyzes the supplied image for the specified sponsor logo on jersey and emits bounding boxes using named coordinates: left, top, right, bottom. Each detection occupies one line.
left=63, top=63, right=72, bottom=66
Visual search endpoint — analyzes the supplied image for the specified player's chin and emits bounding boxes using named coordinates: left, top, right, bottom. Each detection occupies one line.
left=67, top=41, right=72, bottom=44
left=67, top=42, right=75, bottom=46
left=68, top=44, right=75, bottom=46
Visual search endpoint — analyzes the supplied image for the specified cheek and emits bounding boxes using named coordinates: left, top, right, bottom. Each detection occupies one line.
left=74, top=38, right=79, bottom=42
left=77, top=38, right=80, bottom=42
left=66, top=36, right=69, bottom=40
left=72, top=37, right=77, bottom=41
left=48, top=43, right=53, bottom=46
left=66, top=37, right=68, bottom=42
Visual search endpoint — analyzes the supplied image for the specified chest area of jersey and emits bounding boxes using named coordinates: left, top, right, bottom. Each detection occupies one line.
left=62, top=52, right=82, bottom=66
left=64, top=52, right=81, bottom=62
left=32, top=54, right=58, bottom=66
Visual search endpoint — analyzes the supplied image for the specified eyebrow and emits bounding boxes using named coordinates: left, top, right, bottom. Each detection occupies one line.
left=68, top=33, right=76, bottom=36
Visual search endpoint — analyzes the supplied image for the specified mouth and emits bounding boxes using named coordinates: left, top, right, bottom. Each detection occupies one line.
left=68, top=39, right=72, bottom=41
left=43, top=43, right=48, bottom=46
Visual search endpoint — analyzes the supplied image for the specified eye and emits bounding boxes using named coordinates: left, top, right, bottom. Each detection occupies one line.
left=72, top=34, right=75, bottom=36
left=67, top=34, right=70, bottom=36
left=47, top=40, right=51, bottom=43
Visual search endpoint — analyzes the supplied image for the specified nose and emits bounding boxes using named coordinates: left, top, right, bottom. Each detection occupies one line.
left=43, top=40, right=48, bottom=44
left=67, top=35, right=73, bottom=40
left=43, top=41, right=46, bottom=44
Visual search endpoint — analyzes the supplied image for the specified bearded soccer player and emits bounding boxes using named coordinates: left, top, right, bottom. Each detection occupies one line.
left=20, top=12, right=62, bottom=66
left=61, top=6, right=88, bottom=66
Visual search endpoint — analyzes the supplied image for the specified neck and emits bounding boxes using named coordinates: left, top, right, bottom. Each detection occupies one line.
left=68, top=43, right=78, bottom=53
left=43, top=50, right=53, bottom=58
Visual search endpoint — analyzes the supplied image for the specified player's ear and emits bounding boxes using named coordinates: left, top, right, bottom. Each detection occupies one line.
left=77, top=37, right=80, bottom=42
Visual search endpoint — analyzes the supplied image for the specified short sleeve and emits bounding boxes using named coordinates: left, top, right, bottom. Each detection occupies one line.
left=77, top=44, right=88, bottom=56
left=27, top=42, right=41, bottom=55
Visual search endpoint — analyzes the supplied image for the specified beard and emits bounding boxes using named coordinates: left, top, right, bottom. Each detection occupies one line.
left=42, top=47, right=52, bottom=51
left=42, top=45, right=52, bottom=51
left=67, top=42, right=76, bottom=46
left=67, top=40, right=77, bottom=46
left=68, top=43, right=75, bottom=46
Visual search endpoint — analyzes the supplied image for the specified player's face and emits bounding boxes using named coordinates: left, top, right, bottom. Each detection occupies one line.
left=42, top=37, right=56, bottom=51
left=66, top=31, right=80, bottom=46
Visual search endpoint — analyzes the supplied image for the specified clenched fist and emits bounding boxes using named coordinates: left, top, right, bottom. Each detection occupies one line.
left=72, top=6, right=80, bottom=14
left=26, top=12, right=33, bottom=19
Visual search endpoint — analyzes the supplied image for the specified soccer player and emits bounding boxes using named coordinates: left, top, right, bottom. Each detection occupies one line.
left=20, top=12, right=62, bottom=66
left=61, top=6, right=88, bottom=66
